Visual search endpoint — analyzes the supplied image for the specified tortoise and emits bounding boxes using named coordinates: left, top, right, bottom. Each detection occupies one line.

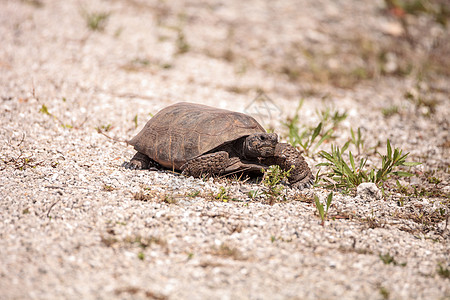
left=123, top=102, right=314, bottom=189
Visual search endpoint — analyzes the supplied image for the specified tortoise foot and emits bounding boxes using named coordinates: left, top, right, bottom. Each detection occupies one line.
left=123, top=152, right=151, bottom=170
left=263, top=143, right=314, bottom=190
left=291, top=174, right=315, bottom=190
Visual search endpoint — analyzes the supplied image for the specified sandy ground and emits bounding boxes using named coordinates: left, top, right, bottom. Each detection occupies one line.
left=1, top=0, right=449, bottom=299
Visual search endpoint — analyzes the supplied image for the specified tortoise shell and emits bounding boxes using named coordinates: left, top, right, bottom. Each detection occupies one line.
left=128, top=102, right=266, bottom=169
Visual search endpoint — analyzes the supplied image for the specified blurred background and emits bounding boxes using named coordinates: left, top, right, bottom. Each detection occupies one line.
left=2, top=0, right=448, bottom=101
left=1, top=0, right=448, bottom=143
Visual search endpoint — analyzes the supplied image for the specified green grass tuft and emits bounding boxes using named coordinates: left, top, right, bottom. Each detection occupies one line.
left=317, top=139, right=421, bottom=191
left=261, top=165, right=292, bottom=205
left=283, top=100, right=345, bottom=156
left=82, top=10, right=110, bottom=31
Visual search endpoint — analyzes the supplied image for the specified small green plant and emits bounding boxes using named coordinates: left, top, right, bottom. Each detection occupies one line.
left=133, top=190, right=179, bottom=204
left=133, top=191, right=153, bottom=201
left=382, top=105, right=399, bottom=117
left=215, top=187, right=230, bottom=202
left=100, top=235, right=118, bottom=247
left=39, top=104, right=73, bottom=128
left=404, top=88, right=439, bottom=116
left=247, top=190, right=260, bottom=200
left=379, top=286, right=390, bottom=300
left=96, top=124, right=112, bottom=132
left=114, top=26, right=123, bottom=38
left=127, top=235, right=167, bottom=249
left=103, top=184, right=115, bottom=192
left=82, top=10, right=110, bottom=31
left=2, top=154, right=38, bottom=171
left=131, top=58, right=150, bottom=67
left=412, top=185, right=449, bottom=198
left=317, top=139, right=421, bottom=191
left=187, top=190, right=200, bottom=198
left=437, top=263, right=450, bottom=279
left=314, top=192, right=333, bottom=225
left=133, top=115, right=138, bottom=129
left=176, top=29, right=190, bottom=54
left=396, top=180, right=412, bottom=196
left=163, top=195, right=177, bottom=204
left=161, top=63, right=173, bottom=69
left=316, top=106, right=348, bottom=129
left=22, top=0, right=44, bottom=8
left=384, top=0, right=449, bottom=26
left=33, top=86, right=74, bottom=128
left=301, top=122, right=333, bottom=155
left=0, top=134, right=43, bottom=171
left=211, top=243, right=244, bottom=260
left=379, top=253, right=406, bottom=266
left=283, top=100, right=345, bottom=156
left=317, top=144, right=365, bottom=191
left=349, top=127, right=365, bottom=156
left=121, top=58, right=153, bottom=72
left=102, top=234, right=168, bottom=259
left=261, top=165, right=292, bottom=204
left=379, top=252, right=395, bottom=264
left=39, top=104, right=50, bottom=115
left=427, top=176, right=441, bottom=185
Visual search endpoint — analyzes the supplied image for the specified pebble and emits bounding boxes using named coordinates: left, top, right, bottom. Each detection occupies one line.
left=357, top=182, right=383, bottom=201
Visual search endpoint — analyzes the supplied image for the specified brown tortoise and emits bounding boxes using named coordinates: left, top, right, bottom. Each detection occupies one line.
left=123, top=102, right=314, bottom=189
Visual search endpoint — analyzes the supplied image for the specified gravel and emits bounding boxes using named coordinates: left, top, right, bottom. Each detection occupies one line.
left=1, top=0, right=449, bottom=299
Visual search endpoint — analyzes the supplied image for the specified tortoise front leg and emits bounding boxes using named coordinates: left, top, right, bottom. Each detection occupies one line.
left=181, top=151, right=229, bottom=177
left=123, top=152, right=152, bottom=170
left=262, top=143, right=314, bottom=189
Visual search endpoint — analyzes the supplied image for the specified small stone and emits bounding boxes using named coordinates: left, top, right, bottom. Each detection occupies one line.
left=380, top=21, right=404, bottom=37
left=356, top=183, right=382, bottom=201
left=410, top=177, right=421, bottom=186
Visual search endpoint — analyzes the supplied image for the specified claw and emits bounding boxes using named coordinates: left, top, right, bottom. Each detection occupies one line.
left=291, top=174, right=315, bottom=190
left=122, top=161, right=138, bottom=170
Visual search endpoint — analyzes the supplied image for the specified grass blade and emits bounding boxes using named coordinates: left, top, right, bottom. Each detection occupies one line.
left=402, top=161, right=421, bottom=166
left=314, top=195, right=325, bottom=221
left=387, top=139, right=392, bottom=159
left=313, top=128, right=334, bottom=152
left=311, top=122, right=322, bottom=144
left=392, top=171, right=414, bottom=177
left=349, top=151, right=355, bottom=171
left=326, top=192, right=333, bottom=213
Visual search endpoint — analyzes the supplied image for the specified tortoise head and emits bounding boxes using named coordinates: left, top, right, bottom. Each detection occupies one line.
left=243, top=133, right=278, bottom=158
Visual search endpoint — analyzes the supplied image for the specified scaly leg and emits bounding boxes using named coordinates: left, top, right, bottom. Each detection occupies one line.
left=181, top=151, right=229, bottom=177
left=262, top=143, right=314, bottom=189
